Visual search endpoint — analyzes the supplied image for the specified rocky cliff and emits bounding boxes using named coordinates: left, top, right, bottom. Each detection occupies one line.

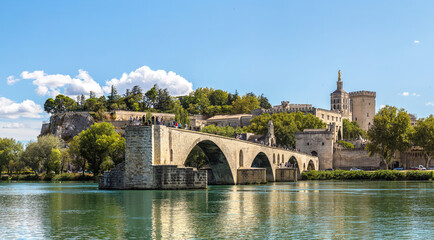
left=40, top=112, right=95, bottom=141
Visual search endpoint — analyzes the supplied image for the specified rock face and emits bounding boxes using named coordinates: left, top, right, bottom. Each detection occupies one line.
left=41, top=112, right=95, bottom=141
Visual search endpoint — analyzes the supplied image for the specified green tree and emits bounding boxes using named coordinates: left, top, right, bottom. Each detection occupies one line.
left=248, top=112, right=326, bottom=147
left=144, top=84, right=158, bottom=108
left=44, top=98, right=57, bottom=114
left=155, top=88, right=174, bottom=111
left=258, top=94, right=272, bottom=109
left=21, top=135, right=62, bottom=175
left=68, top=135, right=87, bottom=175
left=76, top=122, right=125, bottom=176
left=231, top=94, right=261, bottom=114
left=343, top=119, right=367, bottom=140
left=366, top=106, right=413, bottom=169
left=184, top=145, right=209, bottom=169
left=413, top=115, right=434, bottom=168
left=0, top=138, right=23, bottom=174
left=201, top=125, right=247, bottom=137
left=209, top=90, right=229, bottom=106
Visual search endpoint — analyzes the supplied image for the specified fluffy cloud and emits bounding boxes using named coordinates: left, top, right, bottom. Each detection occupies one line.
left=14, top=65, right=193, bottom=98
left=399, top=91, right=420, bottom=97
left=414, top=40, right=420, bottom=44
left=7, top=76, right=20, bottom=85
left=103, top=66, right=193, bottom=96
left=20, top=70, right=104, bottom=97
left=426, top=102, right=434, bottom=107
left=0, top=97, right=44, bottom=119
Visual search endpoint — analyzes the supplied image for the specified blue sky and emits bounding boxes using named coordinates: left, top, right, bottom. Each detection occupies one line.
left=0, top=0, right=433, bottom=141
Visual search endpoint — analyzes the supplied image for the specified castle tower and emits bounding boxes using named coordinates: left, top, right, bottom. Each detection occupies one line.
left=330, top=70, right=351, bottom=119
left=349, top=91, right=376, bottom=131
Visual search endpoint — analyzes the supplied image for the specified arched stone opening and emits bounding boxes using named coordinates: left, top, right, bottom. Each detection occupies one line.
left=288, top=156, right=301, bottom=178
left=251, top=152, right=274, bottom=182
left=184, top=140, right=234, bottom=185
left=311, top=151, right=318, bottom=157
left=307, top=160, right=315, bottom=170
left=273, top=154, right=276, bottom=164
left=239, top=150, right=244, bottom=168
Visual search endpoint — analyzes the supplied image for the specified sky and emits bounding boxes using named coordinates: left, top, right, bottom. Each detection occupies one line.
left=0, top=0, right=433, bottom=142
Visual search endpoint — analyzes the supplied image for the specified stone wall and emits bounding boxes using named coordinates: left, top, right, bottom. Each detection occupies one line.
left=295, top=129, right=334, bottom=170
left=237, top=168, right=266, bottom=184
left=275, top=168, right=297, bottom=182
left=114, top=110, right=175, bottom=121
left=153, top=165, right=207, bottom=189
left=333, top=147, right=382, bottom=170
left=99, top=162, right=125, bottom=189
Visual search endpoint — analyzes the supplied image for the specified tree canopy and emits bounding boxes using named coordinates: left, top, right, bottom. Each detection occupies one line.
left=366, top=105, right=413, bottom=169
left=413, top=115, right=434, bottom=167
left=248, top=112, right=326, bottom=147
left=342, top=119, right=367, bottom=140
left=75, top=122, right=125, bottom=176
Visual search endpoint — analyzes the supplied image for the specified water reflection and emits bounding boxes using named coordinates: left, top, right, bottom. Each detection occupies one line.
left=0, top=181, right=433, bottom=239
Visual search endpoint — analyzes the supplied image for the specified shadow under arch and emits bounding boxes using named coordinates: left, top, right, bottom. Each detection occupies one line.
left=251, top=152, right=274, bottom=182
left=307, top=160, right=315, bottom=170
left=288, top=156, right=301, bottom=179
left=184, top=140, right=234, bottom=185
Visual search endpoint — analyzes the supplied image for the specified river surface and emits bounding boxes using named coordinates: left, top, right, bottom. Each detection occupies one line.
left=0, top=181, right=433, bottom=239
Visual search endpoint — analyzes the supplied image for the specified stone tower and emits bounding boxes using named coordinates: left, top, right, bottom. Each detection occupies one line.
left=330, top=70, right=351, bottom=119
left=349, top=91, right=376, bottom=131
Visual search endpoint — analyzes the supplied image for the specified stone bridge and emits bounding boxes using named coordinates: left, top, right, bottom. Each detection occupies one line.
left=100, top=125, right=318, bottom=189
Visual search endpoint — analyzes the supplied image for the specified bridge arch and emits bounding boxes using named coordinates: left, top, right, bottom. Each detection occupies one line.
left=251, top=152, right=274, bottom=182
left=183, top=139, right=235, bottom=185
left=307, top=160, right=315, bottom=170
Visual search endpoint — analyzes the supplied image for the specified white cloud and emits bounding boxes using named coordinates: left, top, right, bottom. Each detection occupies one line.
left=380, top=105, right=386, bottom=109
left=20, top=70, right=104, bottom=98
left=0, top=122, right=26, bottom=128
left=399, top=91, right=420, bottom=97
left=414, top=40, right=420, bottom=44
left=7, top=76, right=20, bottom=85
left=103, top=65, right=193, bottom=96
left=426, top=102, right=434, bottom=107
left=0, top=97, right=44, bottom=119
left=16, top=65, right=193, bottom=98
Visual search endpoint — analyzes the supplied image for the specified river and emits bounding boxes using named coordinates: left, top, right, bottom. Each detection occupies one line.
left=0, top=181, right=432, bottom=239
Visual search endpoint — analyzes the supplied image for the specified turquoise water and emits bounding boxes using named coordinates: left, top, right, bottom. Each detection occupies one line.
left=0, top=181, right=433, bottom=239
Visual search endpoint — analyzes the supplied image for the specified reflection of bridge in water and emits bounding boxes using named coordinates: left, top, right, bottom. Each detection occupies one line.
left=99, top=125, right=318, bottom=189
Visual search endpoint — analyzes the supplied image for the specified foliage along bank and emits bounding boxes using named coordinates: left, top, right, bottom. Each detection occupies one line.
left=302, top=170, right=433, bottom=181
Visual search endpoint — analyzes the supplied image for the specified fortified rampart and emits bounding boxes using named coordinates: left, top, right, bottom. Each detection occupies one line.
left=333, top=147, right=382, bottom=170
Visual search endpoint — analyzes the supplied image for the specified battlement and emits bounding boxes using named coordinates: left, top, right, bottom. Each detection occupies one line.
left=349, top=91, right=376, bottom=97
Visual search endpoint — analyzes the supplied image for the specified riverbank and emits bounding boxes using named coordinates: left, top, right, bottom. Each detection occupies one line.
left=0, top=173, right=96, bottom=182
left=302, top=170, right=434, bottom=181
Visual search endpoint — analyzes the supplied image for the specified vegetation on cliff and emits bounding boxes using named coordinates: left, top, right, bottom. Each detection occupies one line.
left=43, top=85, right=272, bottom=117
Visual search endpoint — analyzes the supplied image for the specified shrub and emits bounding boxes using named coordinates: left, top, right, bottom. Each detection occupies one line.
left=302, top=170, right=433, bottom=181
left=337, top=140, right=354, bottom=149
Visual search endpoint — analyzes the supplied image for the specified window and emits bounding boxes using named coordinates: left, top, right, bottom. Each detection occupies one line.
left=327, top=115, right=330, bottom=120
left=322, top=142, right=325, bottom=146
left=322, top=114, right=324, bottom=118
left=367, top=113, right=369, bottom=117
left=307, top=142, right=309, bottom=146
left=332, top=116, right=334, bottom=121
